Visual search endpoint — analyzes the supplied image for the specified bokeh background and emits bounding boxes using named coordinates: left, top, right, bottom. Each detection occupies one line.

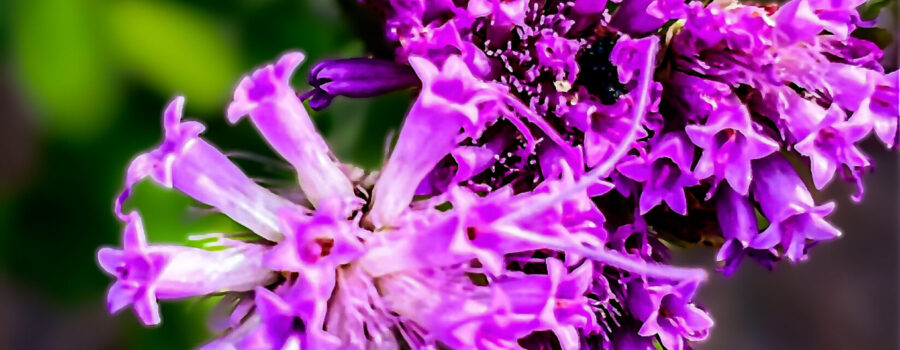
left=0, top=1, right=896, bottom=349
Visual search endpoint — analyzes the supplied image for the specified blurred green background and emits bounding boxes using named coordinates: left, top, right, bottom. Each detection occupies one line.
left=0, top=1, right=410, bottom=348
left=0, top=0, right=896, bottom=349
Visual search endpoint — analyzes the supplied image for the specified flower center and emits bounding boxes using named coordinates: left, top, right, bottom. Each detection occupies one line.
left=301, top=237, right=336, bottom=263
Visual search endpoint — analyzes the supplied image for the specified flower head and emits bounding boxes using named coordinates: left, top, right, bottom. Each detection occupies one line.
left=100, top=0, right=898, bottom=348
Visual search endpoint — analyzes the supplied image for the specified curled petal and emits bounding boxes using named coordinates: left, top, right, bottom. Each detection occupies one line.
left=118, top=97, right=305, bottom=241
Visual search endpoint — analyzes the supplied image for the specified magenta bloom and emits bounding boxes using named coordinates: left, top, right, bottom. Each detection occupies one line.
left=618, top=132, right=698, bottom=215
left=99, top=0, right=898, bottom=348
left=680, top=73, right=779, bottom=195
left=99, top=212, right=274, bottom=326
left=750, top=154, right=841, bottom=262
left=627, top=280, right=713, bottom=350
left=794, top=105, right=870, bottom=191
left=102, top=49, right=707, bottom=349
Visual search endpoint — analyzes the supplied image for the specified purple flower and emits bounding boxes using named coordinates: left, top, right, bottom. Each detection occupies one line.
left=568, top=96, right=649, bottom=168
left=263, top=198, right=365, bottom=274
left=369, top=54, right=506, bottom=227
left=716, top=239, right=780, bottom=277
left=98, top=213, right=164, bottom=325
left=618, top=132, right=698, bottom=215
left=119, top=96, right=303, bottom=241
left=243, top=284, right=340, bottom=350
left=683, top=74, right=780, bottom=195
left=627, top=280, right=713, bottom=350
left=98, top=212, right=275, bottom=325
left=793, top=105, right=870, bottom=190
left=610, top=35, right=659, bottom=86
left=714, top=186, right=757, bottom=255
left=773, top=0, right=867, bottom=44
left=534, top=30, right=582, bottom=85
left=856, top=71, right=900, bottom=147
left=750, top=154, right=841, bottom=262
left=375, top=258, right=596, bottom=350
left=99, top=0, right=899, bottom=348
left=712, top=185, right=781, bottom=275
left=103, top=49, right=708, bottom=349
left=467, top=0, right=528, bottom=28
left=386, top=11, right=492, bottom=78
left=228, top=52, right=356, bottom=208
left=609, top=0, right=686, bottom=36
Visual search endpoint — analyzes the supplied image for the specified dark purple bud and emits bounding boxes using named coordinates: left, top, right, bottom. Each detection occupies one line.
left=300, top=58, right=419, bottom=110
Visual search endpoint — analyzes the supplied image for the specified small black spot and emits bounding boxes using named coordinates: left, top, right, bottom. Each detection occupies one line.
left=576, top=38, right=627, bottom=105
left=115, top=266, right=129, bottom=278
left=292, top=317, right=306, bottom=333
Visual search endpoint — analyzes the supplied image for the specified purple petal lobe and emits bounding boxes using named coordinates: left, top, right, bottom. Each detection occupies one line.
left=118, top=97, right=307, bottom=241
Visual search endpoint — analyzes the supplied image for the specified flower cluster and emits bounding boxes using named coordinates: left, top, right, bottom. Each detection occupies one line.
left=99, top=0, right=898, bottom=349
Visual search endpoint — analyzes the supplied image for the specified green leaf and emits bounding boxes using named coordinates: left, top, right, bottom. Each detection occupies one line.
left=105, top=0, right=242, bottom=113
left=755, top=207, right=770, bottom=231
left=859, top=0, right=895, bottom=20
left=11, top=0, right=120, bottom=140
left=653, top=337, right=667, bottom=350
